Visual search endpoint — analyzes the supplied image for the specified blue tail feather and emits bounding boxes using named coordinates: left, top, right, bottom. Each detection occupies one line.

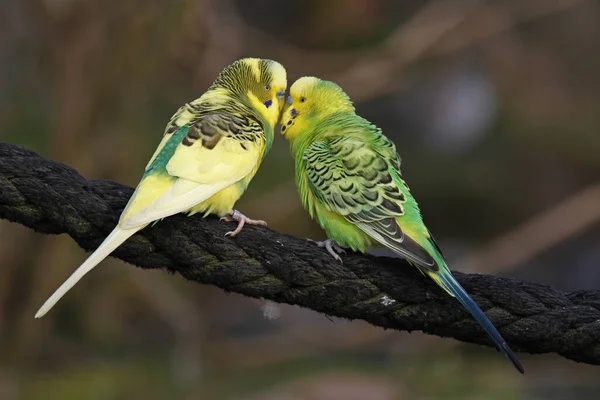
left=437, top=271, right=524, bottom=374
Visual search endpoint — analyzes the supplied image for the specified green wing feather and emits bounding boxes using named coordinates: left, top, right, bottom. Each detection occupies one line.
left=301, top=114, right=437, bottom=271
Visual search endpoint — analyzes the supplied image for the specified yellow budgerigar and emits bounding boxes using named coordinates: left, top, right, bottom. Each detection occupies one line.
left=35, top=58, right=287, bottom=318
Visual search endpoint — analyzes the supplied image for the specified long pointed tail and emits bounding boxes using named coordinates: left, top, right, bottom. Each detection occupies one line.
left=428, top=269, right=524, bottom=374
left=35, top=226, right=140, bottom=318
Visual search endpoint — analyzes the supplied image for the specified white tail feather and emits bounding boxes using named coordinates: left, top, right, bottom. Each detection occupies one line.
left=119, top=180, right=228, bottom=229
left=34, top=226, right=140, bottom=318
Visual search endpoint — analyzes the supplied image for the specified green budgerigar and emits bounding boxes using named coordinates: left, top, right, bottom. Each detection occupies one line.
left=281, top=76, right=523, bottom=373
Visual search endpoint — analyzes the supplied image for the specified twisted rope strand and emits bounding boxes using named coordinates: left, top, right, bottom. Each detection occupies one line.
left=1, top=142, right=600, bottom=365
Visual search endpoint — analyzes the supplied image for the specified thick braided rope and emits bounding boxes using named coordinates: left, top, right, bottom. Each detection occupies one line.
left=1, top=142, right=600, bottom=365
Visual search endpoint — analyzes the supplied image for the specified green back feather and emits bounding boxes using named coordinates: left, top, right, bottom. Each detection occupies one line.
left=144, top=125, right=189, bottom=177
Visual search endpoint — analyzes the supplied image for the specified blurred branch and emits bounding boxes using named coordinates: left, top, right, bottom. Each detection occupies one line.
left=459, top=182, right=600, bottom=274
left=431, top=0, right=592, bottom=56
left=2, top=142, right=600, bottom=368
left=243, top=0, right=589, bottom=103
left=343, top=0, right=590, bottom=101
left=332, top=0, right=479, bottom=101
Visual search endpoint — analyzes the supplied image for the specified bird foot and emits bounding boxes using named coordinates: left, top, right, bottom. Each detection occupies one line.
left=220, top=209, right=267, bottom=237
left=307, top=238, right=345, bottom=263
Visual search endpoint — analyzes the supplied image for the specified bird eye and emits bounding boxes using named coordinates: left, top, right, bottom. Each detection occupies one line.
left=300, top=97, right=306, bottom=103
left=264, top=85, right=271, bottom=91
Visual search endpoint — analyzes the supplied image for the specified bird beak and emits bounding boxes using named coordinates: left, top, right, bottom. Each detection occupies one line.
left=286, top=95, right=293, bottom=105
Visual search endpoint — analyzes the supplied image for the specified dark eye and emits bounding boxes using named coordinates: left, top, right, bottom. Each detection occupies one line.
left=264, top=85, right=270, bottom=91
left=300, top=97, right=306, bottom=103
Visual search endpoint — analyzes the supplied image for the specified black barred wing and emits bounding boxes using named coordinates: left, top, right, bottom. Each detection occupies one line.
left=146, top=107, right=265, bottom=173
left=164, top=111, right=266, bottom=183
left=181, top=113, right=264, bottom=149
left=303, top=137, right=436, bottom=270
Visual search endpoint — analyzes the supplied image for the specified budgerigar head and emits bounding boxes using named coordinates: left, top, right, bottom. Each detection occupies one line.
left=280, top=77, right=355, bottom=142
left=210, top=58, right=287, bottom=128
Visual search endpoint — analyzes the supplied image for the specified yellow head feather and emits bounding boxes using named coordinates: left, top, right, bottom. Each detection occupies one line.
left=280, top=77, right=355, bottom=141
left=243, top=58, right=287, bottom=127
left=200, top=58, right=287, bottom=128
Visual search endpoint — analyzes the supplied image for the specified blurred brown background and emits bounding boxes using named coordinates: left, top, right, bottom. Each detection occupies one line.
left=2, top=0, right=600, bottom=399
